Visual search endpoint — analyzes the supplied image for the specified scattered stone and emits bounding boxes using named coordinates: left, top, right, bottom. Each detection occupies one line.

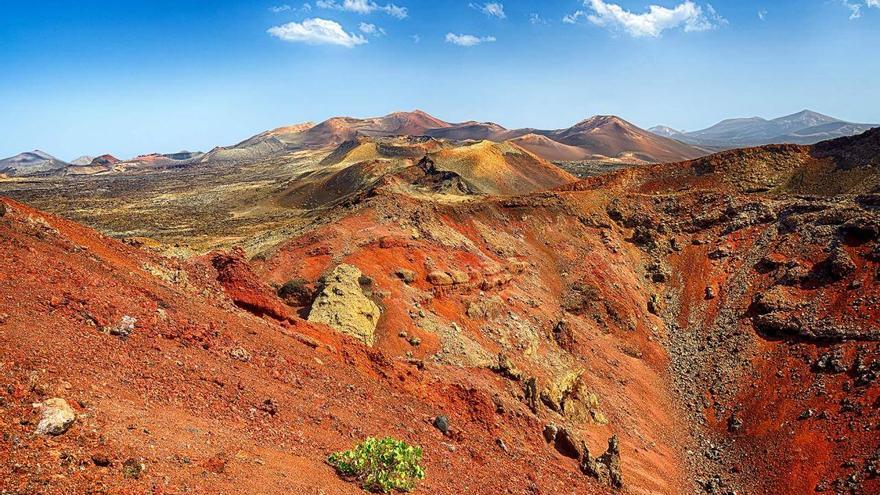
left=552, top=319, right=577, bottom=351
left=229, top=346, right=251, bottom=362
left=0, top=202, right=6, bottom=217
left=394, top=268, right=417, bottom=284
left=647, top=294, right=660, bottom=315
left=105, top=315, right=136, bottom=338
left=542, top=424, right=558, bottom=443
left=708, top=247, right=730, bottom=260
left=705, top=286, right=715, bottom=300
left=647, top=263, right=668, bottom=282
left=727, top=413, right=743, bottom=433
left=798, top=409, right=814, bottom=420
left=34, top=398, right=75, bottom=436
left=433, top=415, right=450, bottom=435
left=814, top=351, right=847, bottom=374
left=524, top=377, right=538, bottom=413
left=449, top=270, right=470, bottom=284
left=408, top=336, right=421, bottom=347
left=496, top=438, right=508, bottom=452
left=307, top=264, right=381, bottom=346
left=92, top=454, right=111, bottom=467
left=258, top=398, right=278, bottom=416
left=122, top=458, right=145, bottom=479
left=490, top=353, right=522, bottom=381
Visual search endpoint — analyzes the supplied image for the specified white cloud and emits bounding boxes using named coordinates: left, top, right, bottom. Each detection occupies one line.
left=841, top=0, right=862, bottom=19
left=470, top=2, right=506, bottom=19
left=316, top=0, right=408, bottom=19
left=301, top=3, right=312, bottom=11
left=757, top=9, right=767, bottom=21
left=359, top=22, right=386, bottom=36
left=268, top=18, right=368, bottom=47
left=839, top=0, right=880, bottom=19
left=529, top=13, right=548, bottom=25
left=563, top=10, right=586, bottom=24
left=568, top=0, right=726, bottom=37
left=269, top=4, right=291, bottom=13
left=445, top=33, right=496, bottom=46
left=411, top=34, right=421, bottom=43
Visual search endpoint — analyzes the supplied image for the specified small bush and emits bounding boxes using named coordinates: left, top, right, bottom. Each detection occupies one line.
left=327, top=437, right=425, bottom=493
left=277, top=277, right=313, bottom=306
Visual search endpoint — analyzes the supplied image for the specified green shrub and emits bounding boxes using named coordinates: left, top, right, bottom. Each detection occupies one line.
left=277, top=277, right=313, bottom=306
left=327, top=437, right=426, bottom=493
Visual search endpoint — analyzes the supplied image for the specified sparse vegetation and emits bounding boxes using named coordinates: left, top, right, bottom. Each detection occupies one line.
left=277, top=277, right=313, bottom=306
left=327, top=437, right=426, bottom=493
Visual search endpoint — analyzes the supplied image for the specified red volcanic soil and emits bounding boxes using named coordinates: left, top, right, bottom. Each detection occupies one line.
left=1, top=196, right=666, bottom=494
left=1, top=129, right=879, bottom=494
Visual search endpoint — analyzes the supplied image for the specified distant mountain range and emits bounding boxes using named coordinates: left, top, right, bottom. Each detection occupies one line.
left=4, top=110, right=876, bottom=178
left=650, top=110, right=877, bottom=148
left=195, top=111, right=708, bottom=166
left=4, top=111, right=712, bottom=178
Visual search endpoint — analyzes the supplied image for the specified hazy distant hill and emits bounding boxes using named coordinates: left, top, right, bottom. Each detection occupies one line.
left=0, top=150, right=68, bottom=177
left=651, top=110, right=877, bottom=147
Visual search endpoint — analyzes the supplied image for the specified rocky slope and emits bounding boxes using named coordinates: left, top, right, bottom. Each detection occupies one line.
left=1, top=130, right=878, bottom=494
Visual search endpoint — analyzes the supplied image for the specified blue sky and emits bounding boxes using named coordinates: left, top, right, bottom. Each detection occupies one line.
left=1, top=0, right=878, bottom=159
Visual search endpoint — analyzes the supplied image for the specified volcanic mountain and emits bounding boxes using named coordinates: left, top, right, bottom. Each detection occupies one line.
left=63, top=154, right=121, bottom=176
left=534, top=115, right=707, bottom=163
left=70, top=155, right=95, bottom=166
left=279, top=136, right=577, bottom=208
left=652, top=109, right=878, bottom=148
left=207, top=110, right=707, bottom=165
left=0, top=150, right=68, bottom=177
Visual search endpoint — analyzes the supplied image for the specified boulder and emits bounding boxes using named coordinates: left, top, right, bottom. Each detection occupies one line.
left=466, top=295, right=506, bottom=320
left=489, top=353, right=522, bottom=381
left=122, top=458, right=146, bottom=479
left=427, top=271, right=454, bottom=286
left=554, top=427, right=583, bottom=459
left=541, top=372, right=607, bottom=424
left=581, top=435, right=623, bottom=489
left=394, top=268, right=417, bottom=284
left=34, top=398, right=75, bottom=436
left=308, top=264, right=381, bottom=346
left=211, top=248, right=293, bottom=321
